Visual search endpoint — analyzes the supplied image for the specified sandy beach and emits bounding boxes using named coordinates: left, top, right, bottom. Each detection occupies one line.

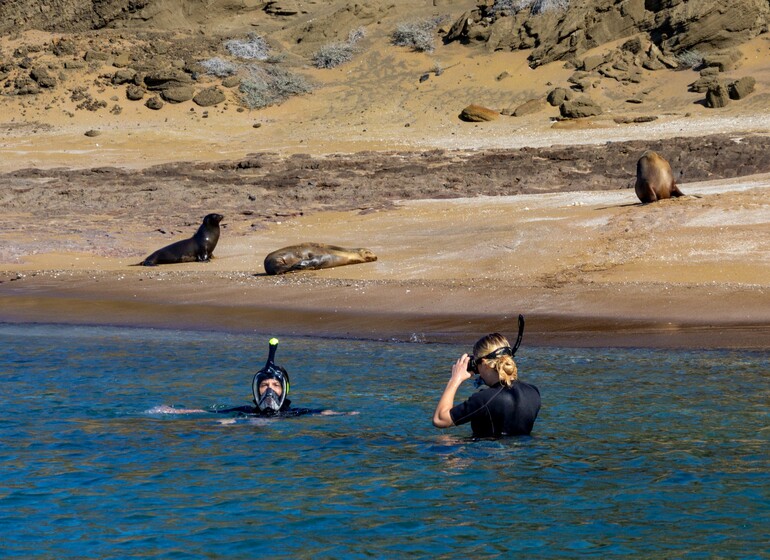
left=1, top=15, right=769, bottom=349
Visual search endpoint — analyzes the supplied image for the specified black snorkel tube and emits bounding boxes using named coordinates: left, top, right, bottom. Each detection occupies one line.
left=265, top=337, right=279, bottom=368
left=511, top=314, right=525, bottom=356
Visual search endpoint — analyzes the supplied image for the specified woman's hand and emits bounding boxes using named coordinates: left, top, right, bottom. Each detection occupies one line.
left=451, top=354, right=473, bottom=385
left=433, top=353, right=473, bottom=428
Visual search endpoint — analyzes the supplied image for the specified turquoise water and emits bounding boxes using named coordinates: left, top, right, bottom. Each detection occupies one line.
left=1, top=324, right=768, bottom=558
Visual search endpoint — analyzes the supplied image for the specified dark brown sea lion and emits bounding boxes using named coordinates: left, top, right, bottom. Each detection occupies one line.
left=264, top=243, right=377, bottom=275
left=634, top=150, right=685, bottom=203
left=140, top=213, right=223, bottom=266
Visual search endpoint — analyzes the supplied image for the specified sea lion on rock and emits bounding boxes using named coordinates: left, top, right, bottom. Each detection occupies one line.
left=634, top=150, right=685, bottom=203
left=264, top=243, right=377, bottom=275
left=141, top=213, right=223, bottom=266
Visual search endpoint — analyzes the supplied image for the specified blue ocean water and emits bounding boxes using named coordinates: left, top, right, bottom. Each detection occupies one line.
left=1, top=323, right=768, bottom=558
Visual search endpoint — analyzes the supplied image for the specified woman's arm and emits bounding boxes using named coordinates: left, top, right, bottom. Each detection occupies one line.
left=432, top=354, right=472, bottom=428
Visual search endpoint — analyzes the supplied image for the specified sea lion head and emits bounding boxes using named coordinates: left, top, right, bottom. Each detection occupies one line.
left=357, top=248, right=377, bottom=262
left=204, top=213, right=224, bottom=227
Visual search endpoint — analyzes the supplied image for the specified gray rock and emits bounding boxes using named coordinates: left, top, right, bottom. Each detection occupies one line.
left=84, top=50, right=110, bottom=63
left=126, top=84, right=145, bottom=101
left=582, top=55, right=605, bottom=72
left=112, top=53, right=132, bottom=68
left=560, top=97, right=603, bottom=119
left=702, top=50, right=742, bottom=72
left=144, top=70, right=192, bottom=91
left=511, top=98, right=547, bottom=117
left=221, top=76, right=241, bottom=89
left=145, top=96, right=163, bottom=110
left=112, top=68, right=136, bottom=85
left=161, top=86, right=194, bottom=103
left=729, top=76, right=756, bottom=100
left=547, top=87, right=570, bottom=106
left=705, top=83, right=730, bottom=108
left=30, top=67, right=56, bottom=88
left=193, top=87, right=226, bottom=107
left=14, top=76, right=39, bottom=95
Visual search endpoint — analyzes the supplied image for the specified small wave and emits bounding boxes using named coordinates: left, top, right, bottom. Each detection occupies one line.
left=146, top=405, right=207, bottom=415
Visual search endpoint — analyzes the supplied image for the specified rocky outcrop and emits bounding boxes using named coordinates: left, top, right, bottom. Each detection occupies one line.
left=444, top=0, right=770, bottom=69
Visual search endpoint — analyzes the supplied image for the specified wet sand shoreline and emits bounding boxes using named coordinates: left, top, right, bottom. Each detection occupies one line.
left=2, top=268, right=768, bottom=349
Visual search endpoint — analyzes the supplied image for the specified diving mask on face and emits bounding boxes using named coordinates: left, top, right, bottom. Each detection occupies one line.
left=252, top=338, right=290, bottom=414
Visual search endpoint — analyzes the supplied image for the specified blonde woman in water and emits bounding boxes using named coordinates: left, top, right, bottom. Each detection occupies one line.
left=433, top=330, right=541, bottom=438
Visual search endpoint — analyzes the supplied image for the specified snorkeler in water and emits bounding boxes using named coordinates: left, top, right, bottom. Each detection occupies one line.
left=432, top=316, right=541, bottom=438
left=156, top=338, right=351, bottom=417
left=211, top=338, right=334, bottom=417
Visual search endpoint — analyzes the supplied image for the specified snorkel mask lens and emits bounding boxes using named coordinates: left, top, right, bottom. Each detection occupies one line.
left=257, top=386, right=282, bottom=413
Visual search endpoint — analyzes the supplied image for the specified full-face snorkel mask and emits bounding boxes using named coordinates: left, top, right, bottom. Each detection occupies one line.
left=252, top=338, right=290, bottom=414
left=467, top=315, right=525, bottom=387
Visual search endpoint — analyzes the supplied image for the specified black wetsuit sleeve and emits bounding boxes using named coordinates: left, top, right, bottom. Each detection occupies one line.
left=212, top=405, right=258, bottom=414
left=449, top=392, right=484, bottom=426
left=281, top=408, right=323, bottom=417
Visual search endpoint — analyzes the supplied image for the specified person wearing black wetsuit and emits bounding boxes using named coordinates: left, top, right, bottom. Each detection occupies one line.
left=433, top=332, right=541, bottom=438
left=212, top=360, right=324, bottom=417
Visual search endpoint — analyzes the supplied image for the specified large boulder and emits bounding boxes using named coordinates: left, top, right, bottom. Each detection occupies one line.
left=510, top=98, right=547, bottom=117
left=459, top=104, right=499, bottom=122
left=729, top=76, right=756, bottom=100
left=161, top=86, right=195, bottom=103
left=193, top=87, right=226, bottom=107
left=560, top=97, right=603, bottom=119
left=144, top=69, right=193, bottom=91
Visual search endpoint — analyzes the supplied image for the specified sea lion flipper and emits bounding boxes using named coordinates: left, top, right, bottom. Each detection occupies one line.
left=670, top=184, right=686, bottom=198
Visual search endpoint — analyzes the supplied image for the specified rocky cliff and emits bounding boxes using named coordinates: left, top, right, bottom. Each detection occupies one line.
left=445, top=0, right=769, bottom=67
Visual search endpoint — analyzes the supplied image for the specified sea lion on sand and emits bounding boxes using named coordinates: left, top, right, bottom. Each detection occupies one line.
left=264, top=243, right=377, bottom=275
left=635, top=150, right=685, bottom=203
left=141, top=213, right=223, bottom=266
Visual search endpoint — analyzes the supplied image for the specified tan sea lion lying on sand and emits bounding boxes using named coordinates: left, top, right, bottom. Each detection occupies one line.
left=635, top=151, right=685, bottom=203
left=264, top=243, right=377, bottom=275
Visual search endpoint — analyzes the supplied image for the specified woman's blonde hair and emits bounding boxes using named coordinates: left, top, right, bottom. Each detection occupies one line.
left=473, top=332, right=518, bottom=387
